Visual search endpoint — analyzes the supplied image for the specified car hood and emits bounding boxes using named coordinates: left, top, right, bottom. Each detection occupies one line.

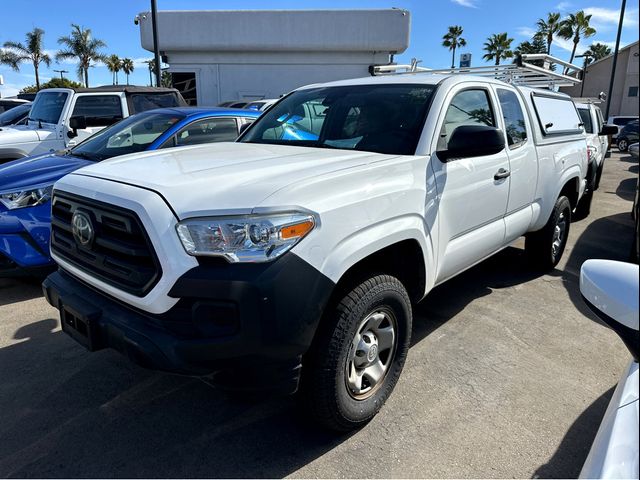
left=0, top=124, right=43, bottom=145
left=68, top=142, right=395, bottom=218
left=0, top=153, right=93, bottom=192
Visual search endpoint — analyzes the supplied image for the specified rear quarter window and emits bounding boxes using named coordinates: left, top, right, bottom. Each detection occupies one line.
left=129, top=93, right=182, bottom=113
left=532, top=94, right=582, bottom=136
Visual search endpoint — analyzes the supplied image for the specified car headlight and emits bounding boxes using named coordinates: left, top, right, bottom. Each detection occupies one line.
left=176, top=212, right=316, bottom=262
left=0, top=184, right=53, bottom=210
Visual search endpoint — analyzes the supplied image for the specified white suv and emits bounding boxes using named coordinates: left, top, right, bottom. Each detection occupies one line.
left=43, top=73, right=588, bottom=430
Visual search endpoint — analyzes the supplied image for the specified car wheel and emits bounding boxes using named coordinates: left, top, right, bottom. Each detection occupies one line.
left=301, top=275, right=412, bottom=431
left=525, top=196, right=571, bottom=271
left=618, top=138, right=628, bottom=152
left=594, top=162, right=604, bottom=190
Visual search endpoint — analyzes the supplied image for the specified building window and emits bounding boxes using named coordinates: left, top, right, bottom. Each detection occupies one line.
left=629, top=86, right=639, bottom=97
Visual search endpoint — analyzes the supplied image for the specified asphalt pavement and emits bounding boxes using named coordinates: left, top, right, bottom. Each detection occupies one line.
left=0, top=151, right=637, bottom=478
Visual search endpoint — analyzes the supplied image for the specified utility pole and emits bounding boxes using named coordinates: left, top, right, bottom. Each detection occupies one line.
left=151, top=0, right=162, bottom=88
left=605, top=0, right=626, bottom=119
left=575, top=54, right=595, bottom=97
left=54, top=69, right=69, bottom=80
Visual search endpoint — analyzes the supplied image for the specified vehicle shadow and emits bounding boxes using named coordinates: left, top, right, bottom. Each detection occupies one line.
left=615, top=177, right=637, bottom=202
left=532, top=387, right=615, bottom=479
left=0, top=277, right=45, bottom=307
left=0, top=318, right=354, bottom=478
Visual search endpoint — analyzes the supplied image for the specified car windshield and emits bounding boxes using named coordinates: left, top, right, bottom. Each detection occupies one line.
left=28, top=91, right=68, bottom=124
left=240, top=84, right=436, bottom=155
left=70, top=111, right=184, bottom=161
left=0, top=103, right=31, bottom=126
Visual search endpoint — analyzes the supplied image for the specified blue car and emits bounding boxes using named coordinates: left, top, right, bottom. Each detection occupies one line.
left=0, top=107, right=260, bottom=276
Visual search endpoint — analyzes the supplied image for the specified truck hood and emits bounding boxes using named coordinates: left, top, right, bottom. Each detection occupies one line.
left=0, top=124, right=44, bottom=145
left=0, top=153, right=92, bottom=192
left=69, top=142, right=393, bottom=218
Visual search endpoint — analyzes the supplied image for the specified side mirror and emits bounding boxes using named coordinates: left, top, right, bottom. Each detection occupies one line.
left=580, top=259, right=639, bottom=360
left=437, top=125, right=505, bottom=161
left=599, top=124, right=618, bottom=136
left=68, top=116, right=87, bottom=138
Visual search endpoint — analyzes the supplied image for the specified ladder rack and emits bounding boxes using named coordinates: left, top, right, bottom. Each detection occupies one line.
left=369, top=54, right=582, bottom=89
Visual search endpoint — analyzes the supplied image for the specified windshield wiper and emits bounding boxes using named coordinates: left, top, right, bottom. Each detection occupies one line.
left=70, top=151, right=99, bottom=161
left=28, top=117, right=43, bottom=128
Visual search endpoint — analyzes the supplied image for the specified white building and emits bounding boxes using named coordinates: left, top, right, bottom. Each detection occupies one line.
left=137, top=9, right=410, bottom=106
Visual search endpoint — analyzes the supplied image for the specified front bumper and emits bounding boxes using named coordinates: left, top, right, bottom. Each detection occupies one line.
left=0, top=203, right=54, bottom=275
left=43, top=253, right=334, bottom=392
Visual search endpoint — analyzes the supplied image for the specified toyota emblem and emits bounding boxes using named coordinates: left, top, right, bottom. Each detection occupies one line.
left=71, top=211, right=94, bottom=247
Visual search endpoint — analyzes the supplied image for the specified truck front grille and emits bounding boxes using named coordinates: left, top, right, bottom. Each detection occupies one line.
left=50, top=192, right=161, bottom=297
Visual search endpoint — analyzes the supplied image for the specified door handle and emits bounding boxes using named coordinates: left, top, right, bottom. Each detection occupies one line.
left=494, top=168, right=510, bottom=180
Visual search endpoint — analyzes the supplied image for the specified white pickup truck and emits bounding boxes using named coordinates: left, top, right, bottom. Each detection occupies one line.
left=0, top=86, right=185, bottom=163
left=43, top=70, right=588, bottom=430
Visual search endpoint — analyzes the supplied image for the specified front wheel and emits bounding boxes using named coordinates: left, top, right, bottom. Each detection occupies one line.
left=525, top=196, right=572, bottom=271
left=300, top=275, right=412, bottom=431
left=618, top=138, right=629, bottom=152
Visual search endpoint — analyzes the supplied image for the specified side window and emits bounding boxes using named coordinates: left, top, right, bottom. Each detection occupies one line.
left=578, top=108, right=594, bottom=134
left=175, top=118, right=239, bottom=146
left=497, top=89, right=528, bottom=148
left=438, top=89, right=495, bottom=150
left=130, top=93, right=181, bottom=113
left=71, top=95, right=123, bottom=127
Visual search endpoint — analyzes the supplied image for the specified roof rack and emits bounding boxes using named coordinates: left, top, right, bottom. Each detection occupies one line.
left=369, top=54, right=582, bottom=88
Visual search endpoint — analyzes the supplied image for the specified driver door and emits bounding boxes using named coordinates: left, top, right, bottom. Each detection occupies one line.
left=432, top=85, right=510, bottom=284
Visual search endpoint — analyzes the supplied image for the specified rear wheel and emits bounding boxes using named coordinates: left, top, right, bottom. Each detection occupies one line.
left=618, top=138, right=629, bottom=152
left=525, top=196, right=571, bottom=271
left=300, top=275, right=412, bottom=431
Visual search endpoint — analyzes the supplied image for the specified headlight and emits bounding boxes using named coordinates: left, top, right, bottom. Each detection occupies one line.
left=0, top=185, right=53, bottom=210
left=176, top=212, right=316, bottom=262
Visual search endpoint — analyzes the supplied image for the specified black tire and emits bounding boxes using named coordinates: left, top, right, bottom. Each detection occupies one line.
left=618, top=138, right=629, bottom=152
left=574, top=165, right=596, bottom=221
left=525, top=196, right=572, bottom=271
left=300, top=275, right=412, bottom=431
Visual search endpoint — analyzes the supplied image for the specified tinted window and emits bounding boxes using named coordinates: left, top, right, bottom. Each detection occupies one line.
left=29, top=91, right=68, bottom=124
left=612, top=117, right=635, bottom=126
left=72, top=95, right=123, bottom=127
left=438, top=89, right=495, bottom=149
left=622, top=121, right=639, bottom=134
left=497, top=89, right=528, bottom=147
left=71, top=112, right=183, bottom=161
left=532, top=94, right=582, bottom=135
left=175, top=118, right=239, bottom=146
left=0, top=103, right=31, bottom=126
left=578, top=108, right=594, bottom=134
left=629, top=86, right=638, bottom=97
left=241, top=84, right=436, bottom=155
left=130, top=93, right=181, bottom=113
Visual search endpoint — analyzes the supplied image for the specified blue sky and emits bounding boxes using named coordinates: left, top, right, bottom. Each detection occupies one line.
left=1, top=0, right=638, bottom=98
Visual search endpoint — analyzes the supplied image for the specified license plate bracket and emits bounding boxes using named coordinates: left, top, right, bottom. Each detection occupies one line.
left=59, top=296, right=102, bottom=351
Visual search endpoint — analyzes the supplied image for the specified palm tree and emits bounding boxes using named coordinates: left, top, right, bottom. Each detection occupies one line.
left=56, top=24, right=107, bottom=88
left=442, top=26, right=467, bottom=68
left=583, top=42, right=612, bottom=64
left=105, top=54, right=122, bottom=85
left=121, top=58, right=134, bottom=84
left=483, top=33, right=514, bottom=66
left=1, top=28, right=51, bottom=90
left=536, top=12, right=562, bottom=54
left=559, top=11, right=596, bottom=68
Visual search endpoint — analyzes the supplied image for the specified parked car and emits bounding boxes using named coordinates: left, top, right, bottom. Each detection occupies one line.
left=629, top=142, right=639, bottom=158
left=576, top=102, right=618, bottom=216
left=579, top=259, right=639, bottom=479
left=0, top=86, right=186, bottom=164
left=0, top=98, right=30, bottom=113
left=217, top=100, right=248, bottom=108
left=0, top=102, right=31, bottom=127
left=43, top=74, right=588, bottom=431
left=606, top=115, right=639, bottom=140
left=245, top=99, right=278, bottom=111
left=616, top=120, right=639, bottom=152
left=0, top=107, right=259, bottom=276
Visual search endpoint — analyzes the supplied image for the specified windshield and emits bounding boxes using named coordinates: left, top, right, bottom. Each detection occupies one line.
left=0, top=103, right=31, bottom=126
left=70, top=111, right=184, bottom=161
left=29, top=91, right=69, bottom=124
left=240, top=84, right=436, bottom=155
